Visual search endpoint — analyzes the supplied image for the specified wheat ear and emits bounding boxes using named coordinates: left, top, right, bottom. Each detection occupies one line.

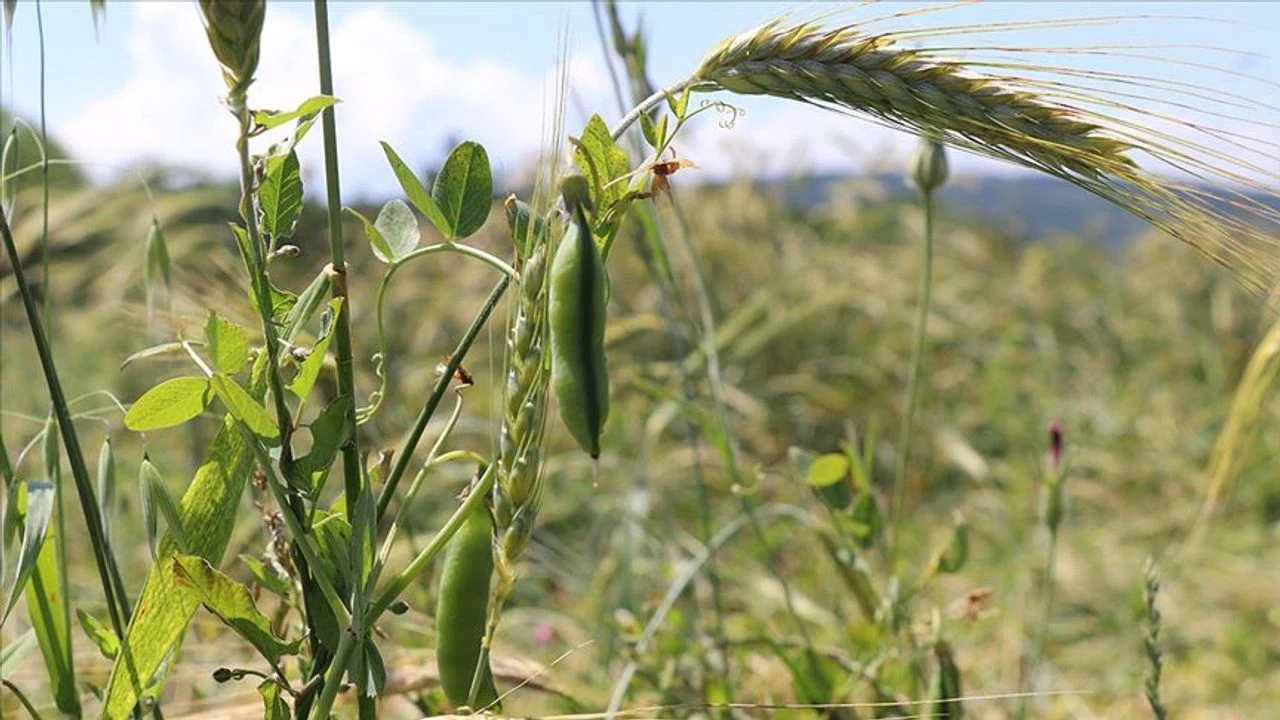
left=615, top=17, right=1280, bottom=295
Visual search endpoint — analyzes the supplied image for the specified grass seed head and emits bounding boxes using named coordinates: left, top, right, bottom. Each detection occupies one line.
left=198, top=0, right=265, bottom=101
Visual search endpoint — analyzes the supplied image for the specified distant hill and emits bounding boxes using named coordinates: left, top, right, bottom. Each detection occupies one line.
left=771, top=172, right=1280, bottom=246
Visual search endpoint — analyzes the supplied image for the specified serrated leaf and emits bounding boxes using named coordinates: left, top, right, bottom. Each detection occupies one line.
left=3, top=481, right=54, bottom=623
left=172, top=555, right=303, bottom=664
left=77, top=608, right=120, bottom=661
left=380, top=141, right=449, bottom=236
left=573, top=114, right=631, bottom=210
left=210, top=374, right=279, bottom=442
left=346, top=207, right=394, bottom=265
left=251, top=96, right=339, bottom=131
left=374, top=199, right=419, bottom=262
left=205, top=311, right=250, bottom=375
left=124, top=376, right=212, bottom=432
left=432, top=140, right=492, bottom=240
left=289, top=298, right=342, bottom=400
left=258, top=150, right=303, bottom=241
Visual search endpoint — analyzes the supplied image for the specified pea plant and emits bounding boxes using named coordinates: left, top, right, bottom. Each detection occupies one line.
left=2, top=1, right=1278, bottom=719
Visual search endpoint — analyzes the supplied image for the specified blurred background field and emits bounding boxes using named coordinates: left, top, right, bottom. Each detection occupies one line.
left=3, top=121, right=1279, bottom=717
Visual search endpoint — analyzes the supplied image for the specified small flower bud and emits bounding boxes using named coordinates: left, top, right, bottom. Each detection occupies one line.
left=911, top=134, right=949, bottom=193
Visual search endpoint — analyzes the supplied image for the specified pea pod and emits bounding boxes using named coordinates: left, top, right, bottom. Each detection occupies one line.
left=435, top=499, right=500, bottom=710
left=549, top=175, right=609, bottom=458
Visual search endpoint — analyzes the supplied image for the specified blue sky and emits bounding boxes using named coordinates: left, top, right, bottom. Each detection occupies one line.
left=2, top=2, right=1277, bottom=199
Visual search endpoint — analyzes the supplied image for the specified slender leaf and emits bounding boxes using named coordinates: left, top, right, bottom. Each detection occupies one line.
left=124, top=376, right=211, bottom=432
left=282, top=270, right=332, bottom=343
left=171, top=555, right=303, bottom=663
left=293, top=396, right=353, bottom=489
left=288, top=298, right=342, bottom=400
left=3, top=481, right=54, bottom=623
left=380, top=140, right=449, bottom=236
left=573, top=114, right=631, bottom=209
left=251, top=96, right=338, bottom=132
left=26, top=497, right=78, bottom=714
left=144, top=217, right=171, bottom=322
left=140, top=456, right=188, bottom=558
left=432, top=140, right=492, bottom=239
left=0, top=628, right=37, bottom=680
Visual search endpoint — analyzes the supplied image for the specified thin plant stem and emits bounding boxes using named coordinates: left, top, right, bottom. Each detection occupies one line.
left=368, top=463, right=498, bottom=623
left=1019, top=521, right=1061, bottom=720
left=890, top=188, right=936, bottom=570
left=313, top=0, right=362, bottom=514
left=308, top=626, right=357, bottom=720
left=0, top=209, right=134, bottom=674
left=375, top=275, right=511, bottom=520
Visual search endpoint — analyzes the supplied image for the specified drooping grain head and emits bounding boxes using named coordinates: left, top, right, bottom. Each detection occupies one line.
left=691, top=17, right=1280, bottom=296
left=198, top=0, right=265, bottom=102
left=694, top=20, right=1137, bottom=181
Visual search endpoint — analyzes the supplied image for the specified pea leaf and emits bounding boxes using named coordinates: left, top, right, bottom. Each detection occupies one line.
left=210, top=374, right=279, bottom=442
left=288, top=298, right=342, bottom=401
left=171, top=555, right=303, bottom=663
left=258, top=149, right=303, bottom=241
left=346, top=208, right=394, bottom=265
left=282, top=270, right=332, bottom=344
left=205, top=311, right=250, bottom=376
left=573, top=114, right=631, bottom=210
left=380, top=141, right=450, bottom=237
left=432, top=140, right=492, bottom=240
left=374, top=199, right=419, bottom=262
left=251, top=96, right=338, bottom=132
left=124, top=376, right=212, bottom=432
left=293, top=396, right=353, bottom=489
left=259, top=679, right=290, bottom=720
left=806, top=453, right=849, bottom=488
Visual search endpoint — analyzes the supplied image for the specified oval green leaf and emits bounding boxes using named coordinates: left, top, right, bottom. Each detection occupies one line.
left=374, top=199, right=419, bottom=262
left=432, top=140, right=492, bottom=240
left=806, top=453, right=849, bottom=488
left=124, top=376, right=212, bottom=432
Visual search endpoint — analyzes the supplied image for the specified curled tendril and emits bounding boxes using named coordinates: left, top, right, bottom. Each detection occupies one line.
left=699, top=98, right=745, bottom=129
left=357, top=351, right=387, bottom=424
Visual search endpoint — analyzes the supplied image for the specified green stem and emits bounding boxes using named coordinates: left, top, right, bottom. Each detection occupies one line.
left=1019, top=521, right=1061, bottom=720
left=368, top=463, right=497, bottom=623
left=313, top=0, right=363, bottom=515
left=890, top=188, right=936, bottom=569
left=308, top=627, right=358, bottom=720
left=0, top=210, right=132, bottom=655
left=361, top=243, right=515, bottom=424
left=609, top=79, right=698, bottom=141
left=375, top=276, right=511, bottom=521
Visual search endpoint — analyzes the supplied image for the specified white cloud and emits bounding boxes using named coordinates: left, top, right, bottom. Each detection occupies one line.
left=55, top=3, right=616, bottom=199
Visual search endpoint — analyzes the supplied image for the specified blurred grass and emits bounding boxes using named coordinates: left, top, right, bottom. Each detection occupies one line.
left=3, top=167, right=1279, bottom=718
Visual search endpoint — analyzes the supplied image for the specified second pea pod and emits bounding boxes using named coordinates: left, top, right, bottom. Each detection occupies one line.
left=549, top=174, right=610, bottom=459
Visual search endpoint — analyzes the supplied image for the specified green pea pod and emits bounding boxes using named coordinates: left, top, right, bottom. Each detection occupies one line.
left=549, top=175, right=609, bottom=459
left=435, top=500, right=500, bottom=710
